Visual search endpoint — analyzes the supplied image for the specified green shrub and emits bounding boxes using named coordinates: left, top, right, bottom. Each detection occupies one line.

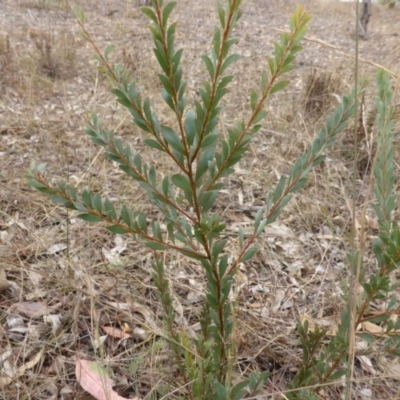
left=27, top=1, right=400, bottom=398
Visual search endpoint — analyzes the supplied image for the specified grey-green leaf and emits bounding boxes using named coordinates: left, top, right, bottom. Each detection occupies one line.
left=107, top=225, right=130, bottom=234
left=145, top=242, right=169, bottom=251
left=144, top=138, right=166, bottom=152
left=241, top=246, right=259, bottom=263
left=171, top=174, right=191, bottom=191
left=161, top=126, right=185, bottom=154
left=270, top=80, right=290, bottom=95
left=184, top=109, right=196, bottom=147
left=78, top=213, right=103, bottom=223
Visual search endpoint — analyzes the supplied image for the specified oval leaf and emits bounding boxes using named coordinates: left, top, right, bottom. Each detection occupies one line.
left=171, top=174, right=191, bottom=191
left=78, top=214, right=103, bottom=223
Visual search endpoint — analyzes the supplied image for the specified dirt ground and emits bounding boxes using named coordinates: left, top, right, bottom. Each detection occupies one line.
left=1, top=0, right=400, bottom=399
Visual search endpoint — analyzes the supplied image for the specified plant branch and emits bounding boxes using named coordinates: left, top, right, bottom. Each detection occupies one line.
left=205, top=6, right=311, bottom=190
left=79, top=16, right=190, bottom=174
left=29, top=171, right=208, bottom=260
left=190, top=0, right=241, bottom=163
left=86, top=120, right=199, bottom=225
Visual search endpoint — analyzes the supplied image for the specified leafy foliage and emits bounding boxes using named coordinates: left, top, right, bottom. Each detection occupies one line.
left=26, top=1, right=400, bottom=399
left=286, top=70, right=400, bottom=399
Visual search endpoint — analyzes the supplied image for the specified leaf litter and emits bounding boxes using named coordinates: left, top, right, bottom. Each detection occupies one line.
left=0, top=0, right=400, bottom=398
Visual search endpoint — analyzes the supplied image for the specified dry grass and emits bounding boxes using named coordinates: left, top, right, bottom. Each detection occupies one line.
left=1, top=0, right=400, bottom=399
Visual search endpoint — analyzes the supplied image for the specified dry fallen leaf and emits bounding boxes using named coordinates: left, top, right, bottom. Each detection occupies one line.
left=381, top=358, right=400, bottom=381
left=0, top=230, right=11, bottom=242
left=14, top=301, right=61, bottom=318
left=121, top=322, right=131, bottom=334
left=102, top=235, right=127, bottom=265
left=0, top=267, right=8, bottom=291
left=270, top=289, right=285, bottom=313
left=76, top=359, right=135, bottom=400
left=361, top=321, right=384, bottom=334
left=357, top=388, right=372, bottom=400
left=264, top=222, right=294, bottom=238
left=357, top=355, right=376, bottom=375
left=0, top=350, right=16, bottom=387
left=15, top=302, right=50, bottom=318
left=132, top=327, right=147, bottom=341
left=0, top=350, right=43, bottom=387
left=47, top=243, right=67, bottom=255
left=44, top=314, right=63, bottom=335
left=25, top=289, right=48, bottom=301
left=59, top=385, right=74, bottom=397
left=102, top=326, right=131, bottom=340
left=7, top=214, right=28, bottom=230
left=92, top=336, right=107, bottom=350
left=107, top=300, right=160, bottom=336
left=299, top=314, right=316, bottom=333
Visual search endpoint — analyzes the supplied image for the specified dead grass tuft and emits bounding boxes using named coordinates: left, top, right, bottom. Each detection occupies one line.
left=28, top=29, right=77, bottom=80
left=303, top=67, right=344, bottom=120
left=18, top=0, right=70, bottom=11
left=0, top=32, right=15, bottom=89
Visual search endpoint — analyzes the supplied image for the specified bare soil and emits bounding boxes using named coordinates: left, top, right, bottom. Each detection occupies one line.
left=1, top=0, right=400, bottom=399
